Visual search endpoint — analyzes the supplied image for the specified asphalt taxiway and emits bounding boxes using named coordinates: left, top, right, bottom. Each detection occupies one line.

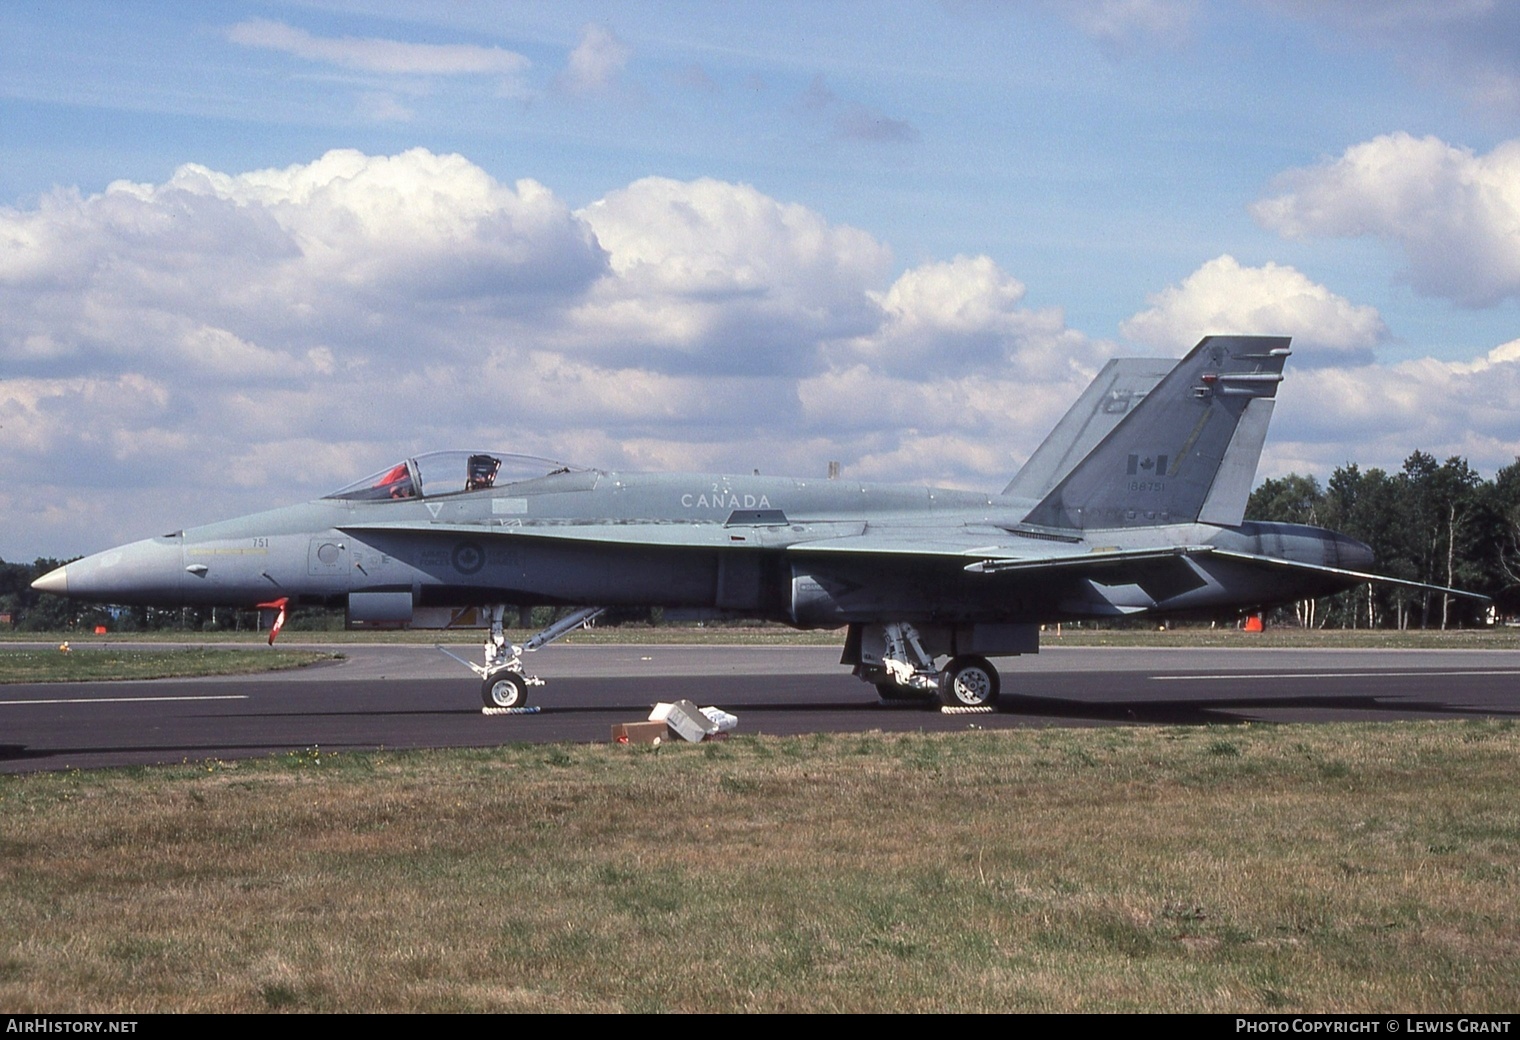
left=4, top=642, right=1520, bottom=772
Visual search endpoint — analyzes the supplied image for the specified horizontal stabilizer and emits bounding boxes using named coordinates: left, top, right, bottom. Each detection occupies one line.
left=972, top=544, right=1490, bottom=604
left=968, top=544, right=1217, bottom=604
left=1205, top=549, right=1492, bottom=602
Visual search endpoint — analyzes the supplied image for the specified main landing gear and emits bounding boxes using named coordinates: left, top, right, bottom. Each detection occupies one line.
left=938, top=655, right=1000, bottom=709
left=436, top=605, right=605, bottom=713
left=855, top=622, right=1004, bottom=712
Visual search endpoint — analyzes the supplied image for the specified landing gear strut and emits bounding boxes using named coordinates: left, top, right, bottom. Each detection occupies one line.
left=852, top=622, right=1003, bottom=712
left=436, top=605, right=605, bottom=713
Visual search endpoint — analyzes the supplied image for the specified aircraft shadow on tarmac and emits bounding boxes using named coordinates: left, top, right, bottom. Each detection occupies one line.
left=4, top=694, right=1510, bottom=770
left=200, top=687, right=1520, bottom=728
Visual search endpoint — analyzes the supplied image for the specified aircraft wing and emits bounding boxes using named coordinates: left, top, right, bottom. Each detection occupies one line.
left=1202, top=549, right=1491, bottom=601
left=340, top=518, right=1210, bottom=587
left=339, top=520, right=1486, bottom=604
left=343, top=517, right=1087, bottom=560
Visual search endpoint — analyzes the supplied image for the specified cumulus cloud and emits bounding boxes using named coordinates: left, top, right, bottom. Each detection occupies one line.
left=1253, top=133, right=1520, bottom=308
left=10, top=147, right=1520, bottom=562
left=792, top=256, right=1118, bottom=484
left=0, top=149, right=608, bottom=377
left=792, top=361, right=1123, bottom=489
left=0, top=150, right=609, bottom=552
left=1262, top=336, right=1520, bottom=481
left=2, top=150, right=1103, bottom=555
left=555, top=24, right=631, bottom=96
left=1110, top=252, right=1520, bottom=481
left=573, top=176, right=893, bottom=373
left=845, top=255, right=1098, bottom=378
left=227, top=19, right=531, bottom=78
left=1121, top=255, right=1388, bottom=362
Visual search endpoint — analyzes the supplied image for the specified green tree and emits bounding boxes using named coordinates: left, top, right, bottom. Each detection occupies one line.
left=1396, top=453, right=1486, bottom=629
left=1324, top=465, right=1412, bottom=628
left=1481, top=457, right=1520, bottom=613
left=1245, top=474, right=1323, bottom=526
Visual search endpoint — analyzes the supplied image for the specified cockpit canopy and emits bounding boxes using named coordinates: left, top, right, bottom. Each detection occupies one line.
left=326, top=451, right=584, bottom=501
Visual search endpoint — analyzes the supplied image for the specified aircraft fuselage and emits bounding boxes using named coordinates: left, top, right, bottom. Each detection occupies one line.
left=48, top=468, right=1372, bottom=628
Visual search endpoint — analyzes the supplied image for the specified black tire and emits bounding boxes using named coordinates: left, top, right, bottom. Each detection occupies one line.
left=481, top=671, right=529, bottom=709
left=938, top=655, right=1000, bottom=708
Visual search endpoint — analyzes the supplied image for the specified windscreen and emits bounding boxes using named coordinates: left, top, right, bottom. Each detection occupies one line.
left=326, top=451, right=582, bottom=500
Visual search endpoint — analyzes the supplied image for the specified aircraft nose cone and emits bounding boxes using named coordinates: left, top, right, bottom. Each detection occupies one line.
left=31, top=566, right=68, bottom=595
left=42, top=537, right=187, bottom=605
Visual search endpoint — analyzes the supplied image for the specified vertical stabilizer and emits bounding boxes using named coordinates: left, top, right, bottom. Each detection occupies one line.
left=1021, top=335, right=1291, bottom=531
left=1003, top=358, right=1174, bottom=501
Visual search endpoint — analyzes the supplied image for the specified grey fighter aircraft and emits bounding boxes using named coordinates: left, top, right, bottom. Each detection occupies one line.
left=32, top=336, right=1481, bottom=712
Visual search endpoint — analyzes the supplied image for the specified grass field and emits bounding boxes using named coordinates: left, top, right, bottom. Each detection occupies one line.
left=0, top=647, right=338, bottom=683
left=5, top=624, right=1519, bottom=650
left=2, top=721, right=1517, bottom=1012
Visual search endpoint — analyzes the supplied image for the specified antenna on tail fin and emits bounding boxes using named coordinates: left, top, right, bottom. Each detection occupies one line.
left=1020, top=335, right=1291, bottom=531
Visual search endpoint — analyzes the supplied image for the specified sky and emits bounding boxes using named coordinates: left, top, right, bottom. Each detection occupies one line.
left=5, top=1, right=1520, bottom=560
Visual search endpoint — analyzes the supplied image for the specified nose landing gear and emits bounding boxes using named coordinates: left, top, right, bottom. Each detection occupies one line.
left=436, top=605, right=605, bottom=714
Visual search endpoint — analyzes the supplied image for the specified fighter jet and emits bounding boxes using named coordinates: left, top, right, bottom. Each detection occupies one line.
left=32, top=336, right=1480, bottom=712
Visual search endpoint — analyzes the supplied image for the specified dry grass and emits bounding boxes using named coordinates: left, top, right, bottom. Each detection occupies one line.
left=2, top=722, right=1518, bottom=1012
left=0, top=648, right=337, bottom=683
left=0, top=625, right=844, bottom=647
left=6, top=624, right=1519, bottom=650
left=1043, top=626, right=1520, bottom=650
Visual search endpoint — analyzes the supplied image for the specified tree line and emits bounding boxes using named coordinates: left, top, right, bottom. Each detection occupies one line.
left=0, top=558, right=80, bottom=631
left=6, top=449, right=1516, bottom=631
left=1245, top=450, right=1519, bottom=629
left=0, top=558, right=328, bottom=633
